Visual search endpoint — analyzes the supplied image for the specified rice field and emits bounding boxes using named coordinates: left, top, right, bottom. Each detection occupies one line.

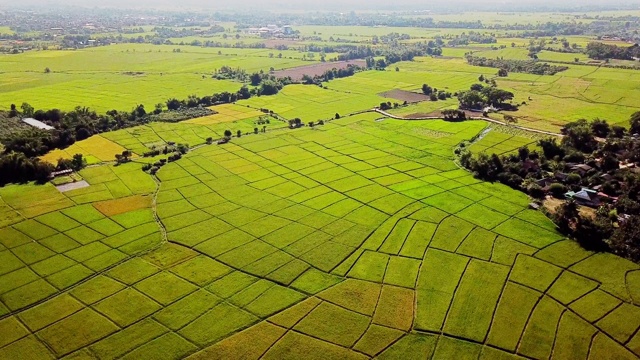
left=2, top=20, right=640, bottom=359
left=0, top=44, right=312, bottom=112
left=1, top=112, right=640, bottom=359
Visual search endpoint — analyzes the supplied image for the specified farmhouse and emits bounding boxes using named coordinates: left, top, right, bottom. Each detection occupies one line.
left=565, top=187, right=601, bottom=207
left=22, top=117, right=54, bottom=130
left=569, top=164, right=593, bottom=176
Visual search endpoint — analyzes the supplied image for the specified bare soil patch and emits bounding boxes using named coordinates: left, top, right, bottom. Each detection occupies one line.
left=379, top=90, right=430, bottom=103
left=273, top=60, right=366, bottom=81
left=56, top=180, right=90, bottom=193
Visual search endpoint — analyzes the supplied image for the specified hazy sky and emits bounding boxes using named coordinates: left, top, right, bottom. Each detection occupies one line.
left=0, top=0, right=639, bottom=11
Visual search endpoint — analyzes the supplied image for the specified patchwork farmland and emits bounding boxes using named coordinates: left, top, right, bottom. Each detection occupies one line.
left=2, top=7, right=640, bottom=360
left=1, top=112, right=640, bottom=359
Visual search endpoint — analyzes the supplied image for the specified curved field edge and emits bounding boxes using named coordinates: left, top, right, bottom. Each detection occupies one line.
left=0, top=116, right=638, bottom=359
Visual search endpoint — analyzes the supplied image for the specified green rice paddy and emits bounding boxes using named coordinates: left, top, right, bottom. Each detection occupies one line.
left=2, top=111, right=640, bottom=359
left=2, top=19, right=640, bottom=359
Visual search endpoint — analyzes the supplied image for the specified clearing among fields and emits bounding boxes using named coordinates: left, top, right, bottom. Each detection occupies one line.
left=1, top=114, right=639, bottom=359
left=272, top=60, right=367, bottom=81
left=379, top=89, right=431, bottom=103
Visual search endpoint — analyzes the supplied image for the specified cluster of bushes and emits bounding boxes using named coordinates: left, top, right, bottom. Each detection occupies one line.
left=447, top=31, right=497, bottom=46
left=421, top=84, right=453, bottom=101
left=442, top=109, right=467, bottom=121
left=460, top=113, right=640, bottom=262
left=142, top=143, right=189, bottom=175
left=148, top=107, right=215, bottom=123
left=0, top=152, right=87, bottom=186
left=466, top=56, right=569, bottom=75
left=0, top=152, right=54, bottom=185
left=586, top=42, right=640, bottom=61
left=457, top=83, right=515, bottom=110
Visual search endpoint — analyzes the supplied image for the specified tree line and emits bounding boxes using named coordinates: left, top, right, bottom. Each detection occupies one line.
left=466, top=56, right=569, bottom=76
left=586, top=42, right=640, bottom=61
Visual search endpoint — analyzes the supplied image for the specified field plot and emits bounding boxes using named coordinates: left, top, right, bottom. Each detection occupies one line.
left=0, top=44, right=312, bottom=112
left=379, top=89, right=431, bottom=103
left=272, top=60, right=367, bottom=81
left=185, top=104, right=264, bottom=125
left=41, top=135, right=129, bottom=165
left=1, top=112, right=640, bottom=359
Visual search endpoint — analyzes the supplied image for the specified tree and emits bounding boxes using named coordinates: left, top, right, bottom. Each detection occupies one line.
left=249, top=73, right=262, bottom=86
left=590, top=118, right=610, bottom=138
left=154, top=103, right=163, bottom=115
left=554, top=199, right=579, bottom=234
left=302, top=75, right=315, bottom=85
left=478, top=75, right=485, bottom=82
left=335, top=113, right=341, bottom=119
left=630, top=111, right=640, bottom=135
left=421, top=84, right=433, bottom=95
left=457, top=90, right=484, bottom=109
left=224, top=130, right=232, bottom=139
left=238, top=86, right=251, bottom=99
left=236, top=130, right=242, bottom=138
left=549, top=183, right=568, bottom=198
left=538, top=138, right=565, bottom=159
left=133, top=104, right=146, bottom=118
left=166, top=98, right=182, bottom=111
left=574, top=214, right=613, bottom=251
left=71, top=154, right=87, bottom=171
left=9, top=104, right=18, bottom=117
left=562, top=119, right=596, bottom=153
left=44, top=67, right=51, bottom=73
left=259, top=80, right=280, bottom=96
left=20, top=103, right=34, bottom=118
left=471, top=83, right=484, bottom=91
left=610, top=215, right=640, bottom=262
left=497, top=68, right=508, bottom=77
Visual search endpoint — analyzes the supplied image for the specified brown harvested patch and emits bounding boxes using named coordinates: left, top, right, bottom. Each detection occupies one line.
left=373, top=285, right=414, bottom=331
left=268, top=297, right=321, bottom=329
left=273, top=60, right=366, bottom=81
left=187, top=321, right=286, bottom=360
left=317, top=279, right=381, bottom=316
left=93, top=194, right=152, bottom=217
left=379, top=89, right=430, bottom=103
